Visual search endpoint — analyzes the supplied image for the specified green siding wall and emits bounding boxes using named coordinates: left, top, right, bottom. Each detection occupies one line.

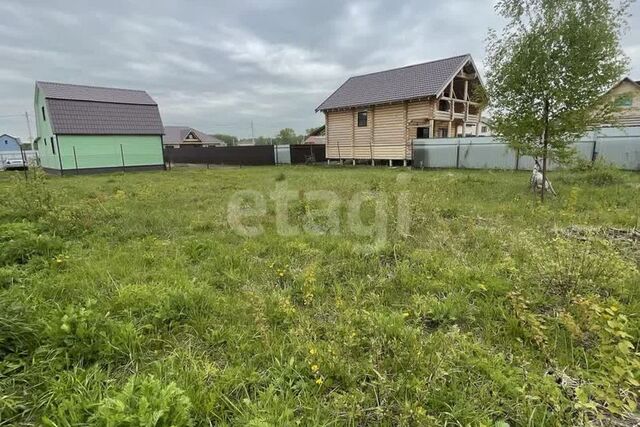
left=57, top=135, right=164, bottom=170
left=34, top=89, right=59, bottom=169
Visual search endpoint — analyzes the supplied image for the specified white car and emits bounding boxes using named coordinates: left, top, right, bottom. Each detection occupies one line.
left=3, top=158, right=27, bottom=171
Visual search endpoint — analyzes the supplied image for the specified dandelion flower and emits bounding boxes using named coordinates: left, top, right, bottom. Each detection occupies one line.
left=311, top=364, right=319, bottom=373
left=315, top=377, right=324, bottom=385
left=309, top=348, right=317, bottom=355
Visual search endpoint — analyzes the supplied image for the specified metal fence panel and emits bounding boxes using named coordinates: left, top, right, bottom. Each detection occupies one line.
left=414, top=130, right=640, bottom=171
left=413, top=143, right=457, bottom=168
left=596, top=138, right=640, bottom=170
left=459, top=143, right=517, bottom=169
left=164, top=145, right=275, bottom=166
left=274, top=145, right=291, bottom=164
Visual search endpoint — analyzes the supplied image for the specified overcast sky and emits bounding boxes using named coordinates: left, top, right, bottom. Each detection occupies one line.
left=1, top=0, right=639, bottom=141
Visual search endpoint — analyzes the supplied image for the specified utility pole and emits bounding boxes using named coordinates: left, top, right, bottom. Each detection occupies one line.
left=24, top=112, right=33, bottom=144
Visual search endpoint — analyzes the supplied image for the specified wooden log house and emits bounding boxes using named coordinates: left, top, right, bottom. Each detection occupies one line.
left=316, top=54, right=484, bottom=165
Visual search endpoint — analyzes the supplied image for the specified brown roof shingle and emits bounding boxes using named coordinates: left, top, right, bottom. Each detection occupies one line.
left=37, top=81, right=156, bottom=105
left=316, top=54, right=471, bottom=111
left=46, top=99, right=164, bottom=135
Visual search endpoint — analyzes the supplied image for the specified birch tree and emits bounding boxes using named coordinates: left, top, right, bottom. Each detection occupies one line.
left=485, top=0, right=632, bottom=201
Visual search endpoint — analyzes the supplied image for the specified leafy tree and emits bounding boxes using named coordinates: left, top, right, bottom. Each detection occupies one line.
left=274, top=128, right=303, bottom=145
left=213, top=134, right=238, bottom=146
left=255, top=136, right=272, bottom=145
left=305, top=126, right=324, bottom=136
left=485, top=0, right=632, bottom=201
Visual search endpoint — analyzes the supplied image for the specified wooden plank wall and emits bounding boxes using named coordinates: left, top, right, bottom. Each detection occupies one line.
left=326, top=110, right=352, bottom=158
left=372, top=104, right=405, bottom=159
left=354, top=110, right=371, bottom=159
left=325, top=99, right=436, bottom=160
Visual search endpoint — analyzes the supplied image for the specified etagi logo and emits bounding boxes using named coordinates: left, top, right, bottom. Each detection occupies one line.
left=227, top=173, right=412, bottom=249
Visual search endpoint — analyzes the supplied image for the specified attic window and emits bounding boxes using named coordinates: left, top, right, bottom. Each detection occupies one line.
left=615, top=95, right=633, bottom=108
left=185, top=131, right=200, bottom=141
left=357, top=111, right=367, bottom=127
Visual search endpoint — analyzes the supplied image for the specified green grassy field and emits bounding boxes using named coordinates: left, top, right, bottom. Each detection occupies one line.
left=0, top=165, right=639, bottom=426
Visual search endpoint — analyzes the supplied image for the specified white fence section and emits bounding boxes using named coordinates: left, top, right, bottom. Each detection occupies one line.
left=0, top=150, right=39, bottom=169
left=274, top=145, right=291, bottom=164
left=413, top=127, right=640, bottom=171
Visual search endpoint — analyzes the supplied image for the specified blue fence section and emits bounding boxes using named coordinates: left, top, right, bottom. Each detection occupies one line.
left=413, top=127, right=640, bottom=171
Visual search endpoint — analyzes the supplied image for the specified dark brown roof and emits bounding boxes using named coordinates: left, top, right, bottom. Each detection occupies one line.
left=37, top=81, right=156, bottom=105
left=46, top=99, right=163, bottom=135
left=36, top=81, right=163, bottom=135
left=316, top=54, right=472, bottom=111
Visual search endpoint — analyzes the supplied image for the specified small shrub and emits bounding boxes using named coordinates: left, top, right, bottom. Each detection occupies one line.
left=3, top=170, right=54, bottom=220
left=571, top=157, right=596, bottom=172
left=46, top=300, right=142, bottom=366
left=571, top=159, right=624, bottom=186
left=0, top=222, right=63, bottom=266
left=91, top=375, right=193, bottom=427
left=569, top=297, right=640, bottom=418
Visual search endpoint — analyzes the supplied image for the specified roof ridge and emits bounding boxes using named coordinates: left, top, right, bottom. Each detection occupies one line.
left=348, top=54, right=470, bottom=80
left=36, top=80, right=148, bottom=94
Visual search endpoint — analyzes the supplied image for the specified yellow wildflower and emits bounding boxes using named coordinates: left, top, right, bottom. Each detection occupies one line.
left=315, top=377, right=324, bottom=385
left=311, top=364, right=319, bottom=373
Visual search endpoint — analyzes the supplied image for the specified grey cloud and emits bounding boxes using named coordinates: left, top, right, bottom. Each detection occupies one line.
left=1, top=0, right=639, bottom=141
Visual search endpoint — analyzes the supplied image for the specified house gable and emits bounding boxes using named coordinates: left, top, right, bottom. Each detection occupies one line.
left=316, top=54, right=481, bottom=112
left=0, top=134, right=20, bottom=152
left=35, top=81, right=163, bottom=136
left=184, top=131, right=201, bottom=143
left=604, top=78, right=640, bottom=127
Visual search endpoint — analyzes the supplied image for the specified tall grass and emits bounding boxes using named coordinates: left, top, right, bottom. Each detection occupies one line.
left=0, top=166, right=638, bottom=426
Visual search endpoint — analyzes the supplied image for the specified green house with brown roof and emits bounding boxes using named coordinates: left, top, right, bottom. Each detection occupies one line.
left=34, top=81, right=165, bottom=174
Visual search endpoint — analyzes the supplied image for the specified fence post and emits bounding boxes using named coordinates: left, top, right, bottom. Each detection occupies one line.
left=591, top=139, right=598, bottom=163
left=515, top=148, right=520, bottom=171
left=410, top=139, right=414, bottom=169
left=55, top=136, right=64, bottom=176
left=19, top=144, right=28, bottom=180
left=73, top=146, right=79, bottom=174
left=120, top=144, right=126, bottom=172
left=456, top=139, right=461, bottom=169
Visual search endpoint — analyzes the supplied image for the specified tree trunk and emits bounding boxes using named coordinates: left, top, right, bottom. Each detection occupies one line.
left=541, top=141, right=548, bottom=203
left=541, top=98, right=550, bottom=203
